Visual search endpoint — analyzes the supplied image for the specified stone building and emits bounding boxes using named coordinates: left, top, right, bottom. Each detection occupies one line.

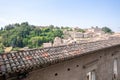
left=86, top=27, right=103, bottom=33
left=85, top=27, right=105, bottom=37
left=0, top=37, right=120, bottom=80
left=43, top=42, right=52, bottom=48
left=53, top=37, right=63, bottom=46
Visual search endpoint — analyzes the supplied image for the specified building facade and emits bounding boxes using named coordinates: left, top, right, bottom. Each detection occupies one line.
left=0, top=37, right=120, bottom=80
left=25, top=46, right=120, bottom=80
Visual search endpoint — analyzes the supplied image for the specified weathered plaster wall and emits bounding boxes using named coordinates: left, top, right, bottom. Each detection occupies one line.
left=24, top=46, right=120, bottom=80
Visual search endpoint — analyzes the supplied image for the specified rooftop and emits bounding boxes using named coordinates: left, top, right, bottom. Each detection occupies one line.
left=0, top=37, right=120, bottom=76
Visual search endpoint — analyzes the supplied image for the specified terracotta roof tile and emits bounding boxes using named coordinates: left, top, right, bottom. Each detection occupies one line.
left=0, top=37, right=120, bottom=76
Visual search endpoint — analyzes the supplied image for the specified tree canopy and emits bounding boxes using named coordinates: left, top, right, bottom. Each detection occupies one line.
left=102, top=27, right=113, bottom=33
left=0, top=22, right=63, bottom=53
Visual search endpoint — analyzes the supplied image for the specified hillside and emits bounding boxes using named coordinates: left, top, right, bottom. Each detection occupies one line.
left=0, top=22, right=113, bottom=53
left=0, top=22, right=64, bottom=53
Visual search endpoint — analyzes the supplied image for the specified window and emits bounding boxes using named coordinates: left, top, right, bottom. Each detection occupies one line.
left=55, top=73, right=58, bottom=76
left=67, top=68, right=70, bottom=71
left=113, top=59, right=118, bottom=80
left=87, top=70, right=96, bottom=80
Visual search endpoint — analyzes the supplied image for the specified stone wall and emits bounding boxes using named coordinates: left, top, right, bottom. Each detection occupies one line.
left=24, top=45, right=120, bottom=80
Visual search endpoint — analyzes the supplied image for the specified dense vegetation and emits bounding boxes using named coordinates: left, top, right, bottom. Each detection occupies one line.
left=0, top=22, right=63, bottom=53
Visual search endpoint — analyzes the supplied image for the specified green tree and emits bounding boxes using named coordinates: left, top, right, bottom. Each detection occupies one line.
left=53, top=29, right=63, bottom=38
left=49, top=25, right=54, bottom=29
left=4, top=24, right=14, bottom=30
left=28, top=36, right=44, bottom=48
left=0, top=22, right=64, bottom=51
left=102, top=27, right=113, bottom=33
left=0, top=43, right=4, bottom=53
left=76, top=29, right=85, bottom=33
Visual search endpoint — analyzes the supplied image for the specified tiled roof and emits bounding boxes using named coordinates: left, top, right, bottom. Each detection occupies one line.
left=0, top=37, right=120, bottom=76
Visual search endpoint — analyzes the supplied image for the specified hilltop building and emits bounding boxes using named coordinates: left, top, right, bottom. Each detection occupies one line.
left=53, top=37, right=64, bottom=46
